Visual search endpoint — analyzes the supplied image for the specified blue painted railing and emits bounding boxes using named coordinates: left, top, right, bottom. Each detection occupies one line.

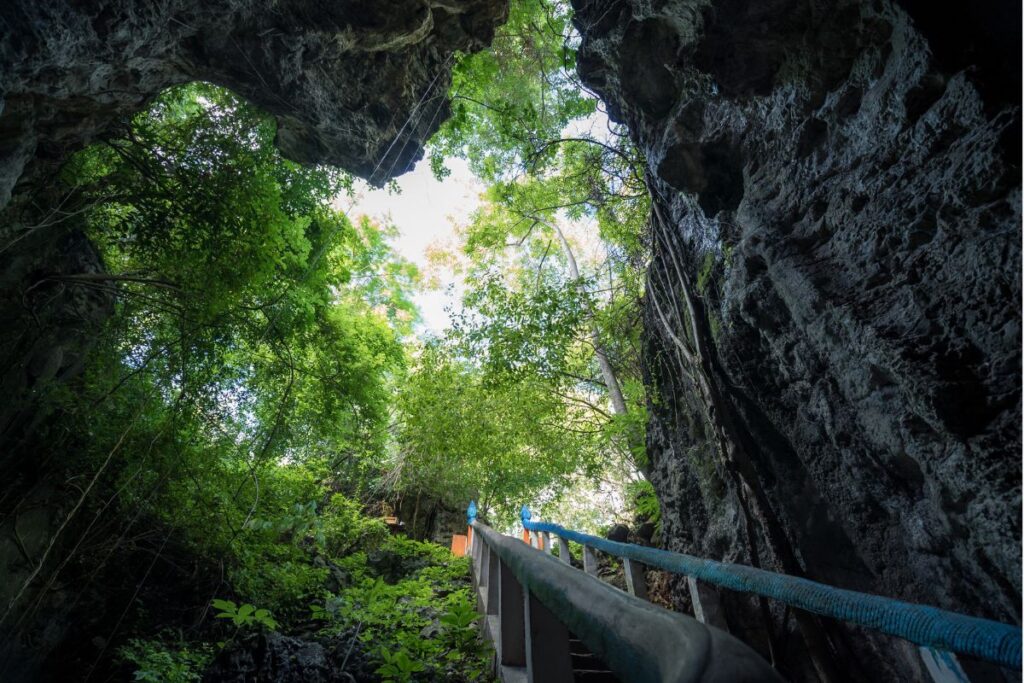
left=483, top=503, right=1022, bottom=669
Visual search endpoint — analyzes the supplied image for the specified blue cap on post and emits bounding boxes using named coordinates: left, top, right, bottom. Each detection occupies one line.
left=520, top=504, right=531, bottom=527
left=467, top=500, right=477, bottom=525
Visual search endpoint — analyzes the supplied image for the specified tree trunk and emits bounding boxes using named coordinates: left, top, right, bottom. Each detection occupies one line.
left=551, top=224, right=629, bottom=417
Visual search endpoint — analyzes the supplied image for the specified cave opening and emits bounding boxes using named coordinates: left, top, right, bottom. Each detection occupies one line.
left=0, top=0, right=1020, bottom=681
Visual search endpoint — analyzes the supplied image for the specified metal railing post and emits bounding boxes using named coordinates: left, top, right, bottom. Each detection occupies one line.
left=474, top=535, right=484, bottom=576
left=582, top=544, right=599, bottom=577
left=623, top=557, right=649, bottom=600
left=499, top=561, right=526, bottom=666
left=687, top=576, right=728, bottom=629
left=557, top=536, right=572, bottom=565
left=542, top=531, right=552, bottom=554
left=524, top=586, right=574, bottom=682
left=480, top=542, right=490, bottom=586
left=920, top=646, right=971, bottom=683
left=472, top=517, right=786, bottom=683
left=487, top=545, right=500, bottom=615
left=477, top=541, right=491, bottom=613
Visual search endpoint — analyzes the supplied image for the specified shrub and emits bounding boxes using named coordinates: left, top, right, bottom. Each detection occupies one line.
left=118, top=637, right=212, bottom=683
left=322, top=494, right=389, bottom=557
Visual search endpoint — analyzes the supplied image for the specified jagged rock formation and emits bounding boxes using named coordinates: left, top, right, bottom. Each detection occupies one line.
left=0, top=0, right=504, bottom=206
left=573, top=0, right=1020, bottom=680
left=203, top=631, right=374, bottom=682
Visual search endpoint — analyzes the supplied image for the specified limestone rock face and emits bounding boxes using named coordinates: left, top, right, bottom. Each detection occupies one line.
left=572, top=0, right=1020, bottom=679
left=202, top=632, right=337, bottom=683
left=0, top=0, right=505, bottom=207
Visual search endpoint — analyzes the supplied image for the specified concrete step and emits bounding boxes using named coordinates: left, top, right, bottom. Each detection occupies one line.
left=568, top=636, right=619, bottom=681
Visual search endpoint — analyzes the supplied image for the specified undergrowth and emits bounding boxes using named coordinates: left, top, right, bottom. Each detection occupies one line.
left=116, top=494, right=493, bottom=682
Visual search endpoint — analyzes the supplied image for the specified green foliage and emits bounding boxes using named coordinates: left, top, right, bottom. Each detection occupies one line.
left=211, top=600, right=279, bottom=630
left=118, top=637, right=212, bottom=683
left=308, top=595, right=346, bottom=622
left=439, top=592, right=481, bottom=650
left=23, top=4, right=659, bottom=680
left=414, top=3, right=653, bottom=508
left=44, top=79, right=416, bottom=574
left=432, top=0, right=595, bottom=181
left=627, top=479, right=661, bottom=528
left=696, top=251, right=717, bottom=295
left=322, top=494, right=390, bottom=557
left=393, top=344, right=601, bottom=524
left=455, top=270, right=593, bottom=381
left=377, top=648, right=427, bottom=682
left=327, top=537, right=490, bottom=681
left=228, top=542, right=329, bottom=617
left=247, top=500, right=325, bottom=545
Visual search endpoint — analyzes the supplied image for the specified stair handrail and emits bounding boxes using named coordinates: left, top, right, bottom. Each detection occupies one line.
left=513, top=504, right=1021, bottom=669
left=468, top=516, right=784, bottom=682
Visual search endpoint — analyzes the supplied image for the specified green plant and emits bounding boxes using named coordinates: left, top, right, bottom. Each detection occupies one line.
left=230, top=541, right=329, bottom=615
left=322, top=494, right=389, bottom=557
left=118, top=638, right=212, bottom=683
left=696, top=251, right=717, bottom=294
left=247, top=500, right=325, bottom=545
left=309, top=595, right=346, bottom=622
left=440, top=592, right=480, bottom=649
left=376, top=648, right=426, bottom=682
left=628, top=479, right=661, bottom=528
left=211, top=599, right=279, bottom=630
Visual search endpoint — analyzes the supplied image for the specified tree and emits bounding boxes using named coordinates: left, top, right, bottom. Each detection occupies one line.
left=424, top=0, right=652, bottom=482
left=391, top=343, right=603, bottom=526
left=18, top=82, right=418, bottom=588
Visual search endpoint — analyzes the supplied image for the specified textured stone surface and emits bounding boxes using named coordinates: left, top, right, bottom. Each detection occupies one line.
left=573, top=0, right=1020, bottom=679
left=203, top=632, right=336, bottom=683
left=0, top=0, right=505, bottom=206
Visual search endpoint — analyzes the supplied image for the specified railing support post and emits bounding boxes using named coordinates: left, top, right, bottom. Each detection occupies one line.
left=623, top=558, right=649, bottom=600
left=476, top=541, right=490, bottom=613
left=687, top=576, right=728, bottom=629
left=487, top=545, right=500, bottom=615
left=479, top=542, right=489, bottom=585
left=499, top=561, right=526, bottom=666
left=524, top=587, right=574, bottom=682
left=542, top=532, right=552, bottom=554
left=582, top=544, right=599, bottom=577
left=557, top=536, right=572, bottom=565
left=920, top=647, right=972, bottom=683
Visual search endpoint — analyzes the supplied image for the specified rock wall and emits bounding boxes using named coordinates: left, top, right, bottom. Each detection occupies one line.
left=0, top=0, right=505, bottom=206
left=573, top=0, right=1020, bottom=680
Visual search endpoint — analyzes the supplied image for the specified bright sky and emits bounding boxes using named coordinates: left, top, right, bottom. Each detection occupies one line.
left=348, top=157, right=482, bottom=336
left=346, top=109, right=613, bottom=338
